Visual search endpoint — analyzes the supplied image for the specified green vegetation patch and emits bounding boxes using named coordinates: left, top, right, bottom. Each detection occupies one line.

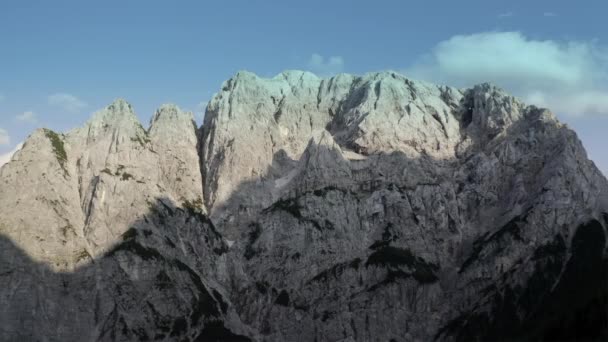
left=182, top=197, right=204, bottom=214
left=131, top=134, right=151, bottom=147
left=75, top=248, right=91, bottom=262
left=43, top=129, right=68, bottom=175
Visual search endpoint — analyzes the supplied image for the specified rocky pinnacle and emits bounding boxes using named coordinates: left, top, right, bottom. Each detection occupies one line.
left=1, top=71, right=607, bottom=341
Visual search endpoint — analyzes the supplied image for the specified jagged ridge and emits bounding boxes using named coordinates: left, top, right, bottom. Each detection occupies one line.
left=1, top=70, right=607, bottom=341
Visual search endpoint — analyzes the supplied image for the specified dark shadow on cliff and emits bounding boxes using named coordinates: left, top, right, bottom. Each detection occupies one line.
left=197, top=89, right=608, bottom=339
left=0, top=196, right=253, bottom=342
left=3, top=92, right=608, bottom=341
left=206, top=148, right=300, bottom=240
left=436, top=217, right=608, bottom=342
left=196, top=126, right=608, bottom=341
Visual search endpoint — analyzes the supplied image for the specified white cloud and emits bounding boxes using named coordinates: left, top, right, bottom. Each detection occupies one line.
left=15, top=111, right=38, bottom=124
left=498, top=12, right=514, bottom=18
left=525, top=91, right=608, bottom=117
left=405, top=31, right=608, bottom=116
left=0, top=128, right=9, bottom=145
left=47, top=93, right=87, bottom=113
left=308, top=53, right=345, bottom=76
left=0, top=143, right=23, bottom=168
left=543, top=12, right=557, bottom=17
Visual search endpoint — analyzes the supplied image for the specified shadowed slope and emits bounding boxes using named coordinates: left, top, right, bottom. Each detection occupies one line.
left=2, top=70, right=608, bottom=341
left=0, top=197, right=253, bottom=341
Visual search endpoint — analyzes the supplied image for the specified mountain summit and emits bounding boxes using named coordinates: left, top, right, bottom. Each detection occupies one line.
left=1, top=71, right=607, bottom=341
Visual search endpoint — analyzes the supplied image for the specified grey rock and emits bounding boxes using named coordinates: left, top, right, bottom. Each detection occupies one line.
left=1, top=71, right=607, bottom=341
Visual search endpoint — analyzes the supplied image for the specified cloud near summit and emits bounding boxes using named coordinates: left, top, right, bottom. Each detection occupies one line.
left=47, top=93, right=87, bottom=113
left=405, top=31, right=608, bottom=116
left=308, top=53, right=344, bottom=76
left=16, top=111, right=38, bottom=124
left=0, top=128, right=9, bottom=146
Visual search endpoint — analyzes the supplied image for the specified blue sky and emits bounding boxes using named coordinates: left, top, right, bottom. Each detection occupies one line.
left=1, top=0, right=607, bottom=173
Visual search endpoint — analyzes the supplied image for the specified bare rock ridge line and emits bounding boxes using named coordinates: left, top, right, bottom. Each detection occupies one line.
left=1, top=70, right=608, bottom=341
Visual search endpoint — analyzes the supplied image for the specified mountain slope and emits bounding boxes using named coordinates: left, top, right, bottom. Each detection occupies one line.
left=1, top=71, right=607, bottom=341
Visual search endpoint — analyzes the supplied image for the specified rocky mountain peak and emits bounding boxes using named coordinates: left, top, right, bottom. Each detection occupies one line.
left=151, top=103, right=191, bottom=122
left=1, top=70, right=608, bottom=341
left=77, top=98, right=144, bottom=142
left=93, top=98, right=139, bottom=125
left=465, top=83, right=525, bottom=134
left=149, top=104, right=196, bottom=140
left=289, top=130, right=352, bottom=192
left=274, top=69, right=320, bottom=85
left=107, top=97, right=134, bottom=113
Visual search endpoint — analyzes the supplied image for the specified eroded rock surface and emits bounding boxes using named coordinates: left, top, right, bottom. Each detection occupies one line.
left=1, top=71, right=607, bottom=341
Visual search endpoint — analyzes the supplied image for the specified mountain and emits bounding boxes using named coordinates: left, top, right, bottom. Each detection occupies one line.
left=1, top=70, right=607, bottom=341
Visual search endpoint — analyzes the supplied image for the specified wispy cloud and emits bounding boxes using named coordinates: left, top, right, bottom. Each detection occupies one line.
left=0, top=128, right=10, bottom=146
left=307, top=53, right=344, bottom=76
left=15, top=111, right=38, bottom=124
left=404, top=31, right=608, bottom=116
left=498, top=12, right=514, bottom=18
left=543, top=12, right=557, bottom=17
left=47, top=93, right=87, bottom=113
left=0, top=142, right=23, bottom=168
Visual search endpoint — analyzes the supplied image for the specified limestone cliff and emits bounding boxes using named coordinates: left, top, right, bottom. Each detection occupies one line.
left=1, top=71, right=607, bottom=341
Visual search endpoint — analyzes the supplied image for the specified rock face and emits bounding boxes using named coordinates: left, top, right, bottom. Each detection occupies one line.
left=0, top=101, right=248, bottom=340
left=1, top=71, right=608, bottom=341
